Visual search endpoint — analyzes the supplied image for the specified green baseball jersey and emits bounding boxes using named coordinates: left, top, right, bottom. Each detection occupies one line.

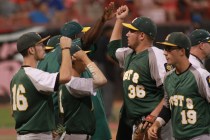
left=37, top=47, right=61, bottom=73
left=10, top=66, right=58, bottom=133
left=81, top=70, right=112, bottom=140
left=164, top=65, right=210, bottom=139
left=37, top=47, right=62, bottom=125
left=59, top=84, right=95, bottom=135
left=108, top=40, right=167, bottom=125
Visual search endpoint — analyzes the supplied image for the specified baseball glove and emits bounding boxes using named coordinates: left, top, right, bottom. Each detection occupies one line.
left=133, top=115, right=157, bottom=140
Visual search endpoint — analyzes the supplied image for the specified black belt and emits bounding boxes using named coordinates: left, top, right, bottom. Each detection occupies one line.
left=18, top=131, right=51, bottom=135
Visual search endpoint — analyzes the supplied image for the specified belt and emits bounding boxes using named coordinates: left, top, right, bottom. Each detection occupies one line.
left=18, top=131, right=51, bottom=135
left=65, top=133, right=90, bottom=140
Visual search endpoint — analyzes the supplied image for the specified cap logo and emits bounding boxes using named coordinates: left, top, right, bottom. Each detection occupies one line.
left=35, top=32, right=41, bottom=38
left=205, top=37, right=210, bottom=40
left=132, top=18, right=138, bottom=23
left=165, top=34, right=170, bottom=41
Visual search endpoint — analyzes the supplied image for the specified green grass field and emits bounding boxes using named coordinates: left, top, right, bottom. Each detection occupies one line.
left=0, top=101, right=121, bottom=140
left=0, top=104, right=15, bottom=128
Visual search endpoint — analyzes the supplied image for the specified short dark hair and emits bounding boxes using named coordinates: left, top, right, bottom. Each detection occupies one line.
left=20, top=48, right=29, bottom=57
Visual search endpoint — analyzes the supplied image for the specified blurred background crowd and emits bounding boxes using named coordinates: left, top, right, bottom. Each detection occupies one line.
left=0, top=0, right=210, bottom=122
left=0, top=0, right=210, bottom=31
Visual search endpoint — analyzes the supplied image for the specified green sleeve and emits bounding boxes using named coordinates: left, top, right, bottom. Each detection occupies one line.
left=107, top=39, right=122, bottom=62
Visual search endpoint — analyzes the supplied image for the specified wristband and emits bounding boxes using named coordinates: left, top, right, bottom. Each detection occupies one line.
left=62, top=47, right=70, bottom=50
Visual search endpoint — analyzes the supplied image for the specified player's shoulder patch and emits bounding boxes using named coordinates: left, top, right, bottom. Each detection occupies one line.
left=206, top=75, right=210, bottom=88
left=164, top=63, right=173, bottom=72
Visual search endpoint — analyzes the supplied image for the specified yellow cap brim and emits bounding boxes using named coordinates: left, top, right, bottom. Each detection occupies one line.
left=122, top=23, right=138, bottom=31
left=208, top=40, right=210, bottom=43
left=82, top=27, right=91, bottom=33
left=156, top=42, right=178, bottom=47
left=37, top=35, right=50, bottom=44
left=45, top=46, right=54, bottom=50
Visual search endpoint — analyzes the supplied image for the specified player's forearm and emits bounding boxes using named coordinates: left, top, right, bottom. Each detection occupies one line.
left=157, top=105, right=171, bottom=126
left=150, top=98, right=164, bottom=117
left=110, top=19, right=123, bottom=42
left=59, top=49, right=72, bottom=84
left=87, top=62, right=107, bottom=89
left=82, top=18, right=105, bottom=50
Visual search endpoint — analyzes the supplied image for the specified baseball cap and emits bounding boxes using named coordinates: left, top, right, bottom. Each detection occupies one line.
left=17, top=32, right=50, bottom=53
left=189, top=29, right=210, bottom=46
left=157, top=32, right=191, bottom=51
left=60, top=21, right=90, bottom=38
left=45, top=35, right=62, bottom=50
left=57, top=39, right=90, bottom=64
left=122, top=17, right=157, bottom=39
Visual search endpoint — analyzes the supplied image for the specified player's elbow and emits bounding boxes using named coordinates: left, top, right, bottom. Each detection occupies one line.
left=97, top=77, right=107, bottom=87
left=59, top=75, right=71, bottom=84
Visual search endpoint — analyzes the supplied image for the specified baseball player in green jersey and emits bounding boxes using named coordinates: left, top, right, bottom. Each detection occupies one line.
left=148, top=32, right=210, bottom=140
left=60, top=2, right=115, bottom=140
left=10, top=32, right=72, bottom=140
left=37, top=35, right=66, bottom=139
left=107, top=5, right=174, bottom=140
left=189, top=29, right=210, bottom=68
left=59, top=46, right=107, bottom=140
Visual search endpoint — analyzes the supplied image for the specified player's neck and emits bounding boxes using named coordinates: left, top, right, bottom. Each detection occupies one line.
left=135, top=43, right=152, bottom=54
left=190, top=49, right=205, bottom=61
left=22, top=56, right=38, bottom=68
left=175, top=58, right=190, bottom=74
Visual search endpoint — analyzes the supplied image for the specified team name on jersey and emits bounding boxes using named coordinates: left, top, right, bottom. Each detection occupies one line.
left=123, top=69, right=139, bottom=83
left=123, top=69, right=147, bottom=99
left=169, top=95, right=194, bottom=109
left=169, top=95, right=197, bottom=125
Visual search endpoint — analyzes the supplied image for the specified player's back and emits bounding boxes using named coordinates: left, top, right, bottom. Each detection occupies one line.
left=10, top=67, right=55, bottom=133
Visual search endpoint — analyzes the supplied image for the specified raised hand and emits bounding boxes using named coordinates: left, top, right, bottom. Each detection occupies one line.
left=60, top=36, right=72, bottom=49
left=116, top=5, right=129, bottom=20
left=73, top=50, right=87, bottom=61
left=102, top=2, right=115, bottom=21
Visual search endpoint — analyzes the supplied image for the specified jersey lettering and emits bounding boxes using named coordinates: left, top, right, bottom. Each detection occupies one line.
left=123, top=69, right=139, bottom=84
left=12, top=84, right=28, bottom=111
left=169, top=95, right=197, bottom=124
left=59, top=90, right=64, bottom=113
left=128, top=85, right=146, bottom=99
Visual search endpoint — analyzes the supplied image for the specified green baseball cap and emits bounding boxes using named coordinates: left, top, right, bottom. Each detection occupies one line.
left=60, top=21, right=90, bottom=38
left=57, top=39, right=90, bottom=64
left=157, top=32, right=191, bottom=51
left=17, top=32, right=50, bottom=53
left=189, top=29, right=210, bottom=46
left=45, top=35, right=62, bottom=50
left=122, top=17, right=157, bottom=39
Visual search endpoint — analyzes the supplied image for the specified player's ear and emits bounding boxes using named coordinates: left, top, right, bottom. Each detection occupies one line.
left=28, top=47, right=35, bottom=55
left=199, top=42, right=205, bottom=50
left=138, top=32, right=145, bottom=41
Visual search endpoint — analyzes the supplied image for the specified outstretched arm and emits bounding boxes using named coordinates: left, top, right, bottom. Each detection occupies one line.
left=82, top=2, right=115, bottom=50
left=73, top=50, right=107, bottom=88
left=59, top=36, right=72, bottom=84
left=107, top=5, right=130, bottom=64
left=110, top=5, right=129, bottom=42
